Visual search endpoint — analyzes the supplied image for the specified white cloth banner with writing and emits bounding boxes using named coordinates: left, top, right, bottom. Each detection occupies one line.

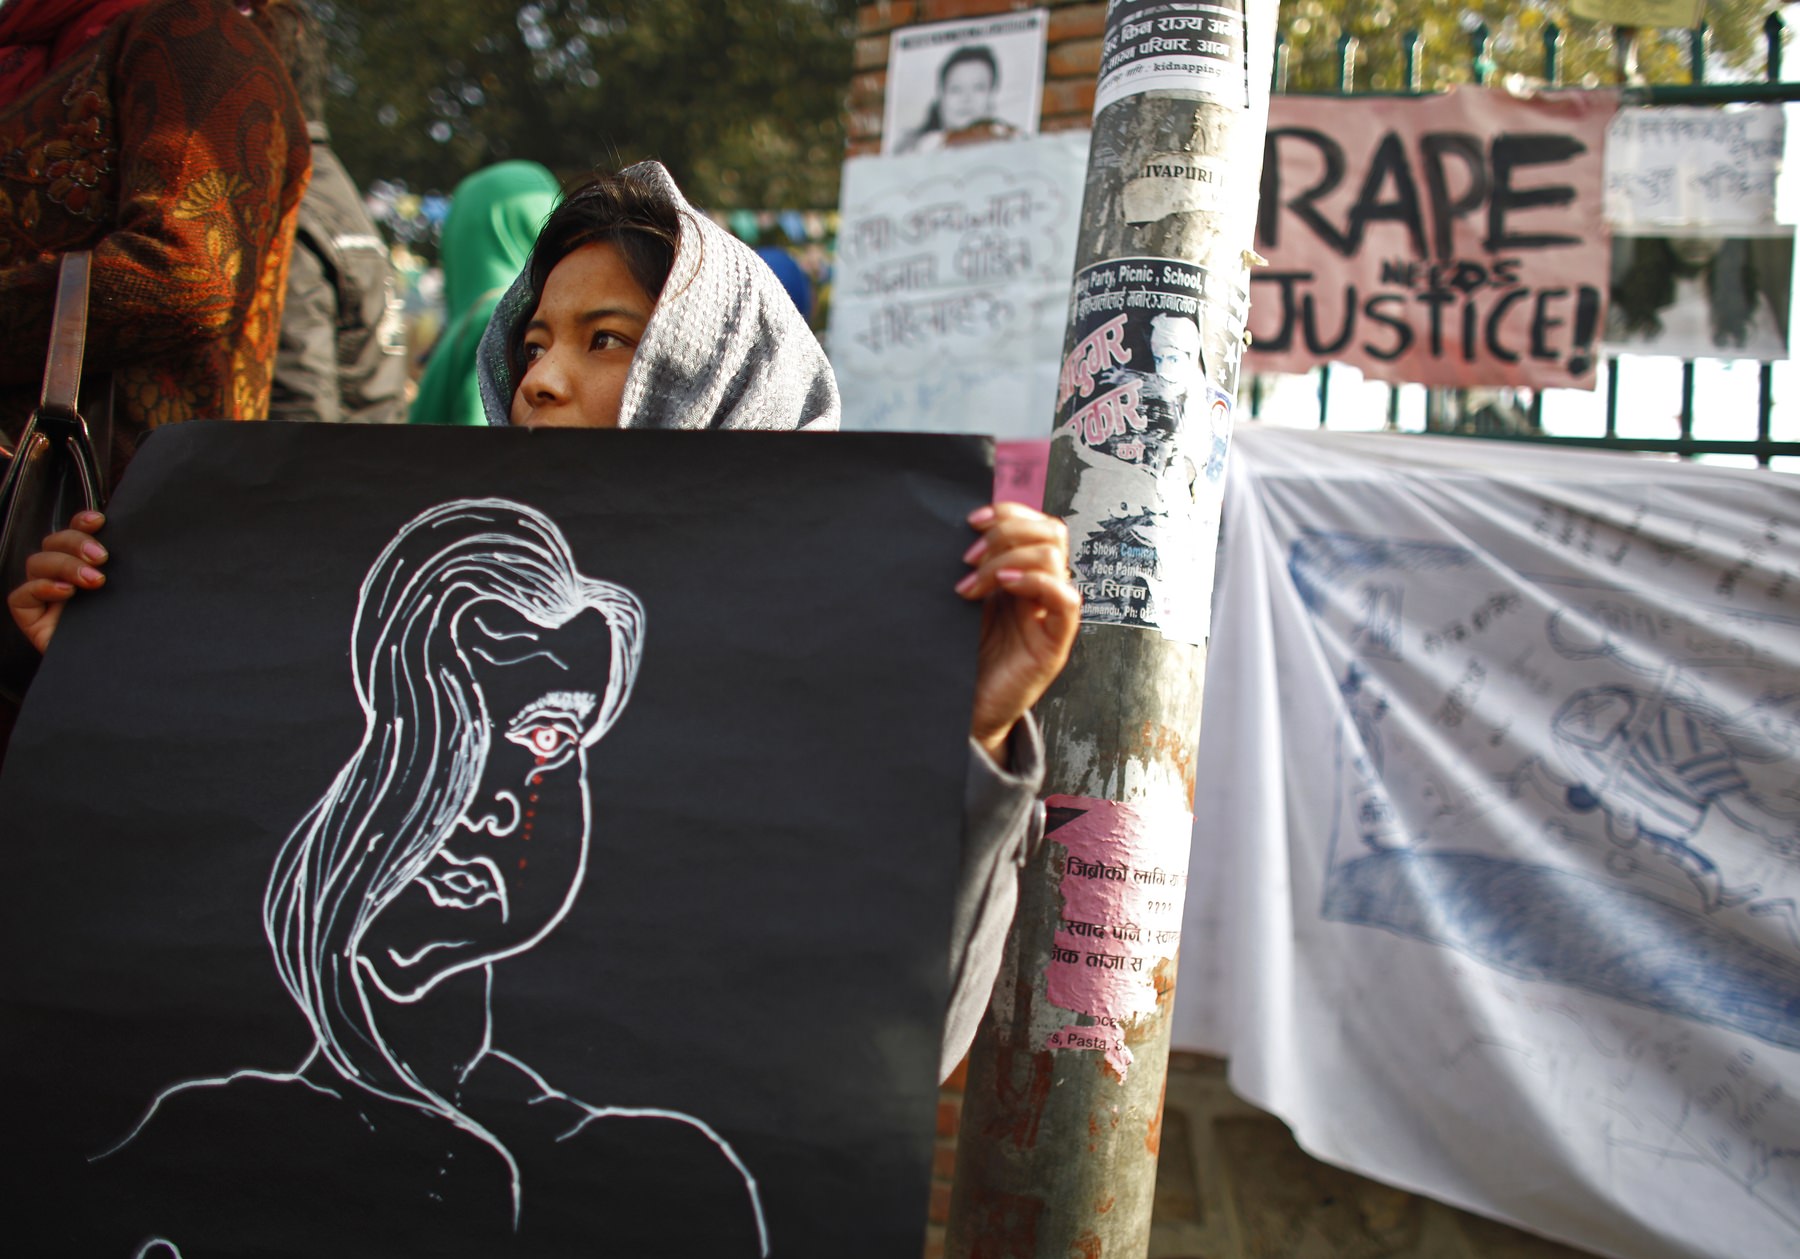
left=1173, top=425, right=1800, bottom=1259
left=1604, top=104, right=1787, bottom=233
left=829, top=130, right=1088, bottom=438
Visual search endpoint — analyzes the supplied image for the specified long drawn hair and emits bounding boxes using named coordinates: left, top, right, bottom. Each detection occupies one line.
left=262, top=498, right=644, bottom=1115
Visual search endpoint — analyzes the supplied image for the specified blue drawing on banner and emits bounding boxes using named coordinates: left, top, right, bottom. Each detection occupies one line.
left=1287, top=527, right=1800, bottom=1054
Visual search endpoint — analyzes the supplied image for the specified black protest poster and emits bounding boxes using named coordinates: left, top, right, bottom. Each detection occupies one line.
left=1247, top=88, right=1617, bottom=390
left=0, top=422, right=990, bottom=1258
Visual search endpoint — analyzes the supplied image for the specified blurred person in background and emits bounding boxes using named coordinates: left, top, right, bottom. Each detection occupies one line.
left=409, top=161, right=560, bottom=427
left=262, top=0, right=408, bottom=423
left=0, top=0, right=308, bottom=463
left=0, top=0, right=309, bottom=754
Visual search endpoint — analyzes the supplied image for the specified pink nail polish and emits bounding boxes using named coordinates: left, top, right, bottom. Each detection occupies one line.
left=967, top=505, right=996, bottom=526
left=996, top=567, right=1024, bottom=584
left=962, top=537, right=988, bottom=564
left=954, top=571, right=979, bottom=595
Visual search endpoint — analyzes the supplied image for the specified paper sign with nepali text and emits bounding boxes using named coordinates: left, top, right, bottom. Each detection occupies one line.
left=831, top=130, right=1088, bottom=438
left=1247, top=89, right=1618, bottom=390
left=1605, top=105, right=1786, bottom=235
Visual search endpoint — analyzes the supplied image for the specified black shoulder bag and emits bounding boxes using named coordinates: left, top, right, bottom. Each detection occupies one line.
left=0, top=251, right=112, bottom=704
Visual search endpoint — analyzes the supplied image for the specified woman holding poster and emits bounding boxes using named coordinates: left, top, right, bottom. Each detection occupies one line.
left=12, top=162, right=1081, bottom=1090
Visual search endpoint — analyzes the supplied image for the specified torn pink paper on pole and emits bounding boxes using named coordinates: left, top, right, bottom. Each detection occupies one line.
left=1041, top=795, right=1192, bottom=1079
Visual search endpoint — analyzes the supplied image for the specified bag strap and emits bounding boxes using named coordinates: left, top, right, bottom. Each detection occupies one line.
left=38, top=251, right=91, bottom=423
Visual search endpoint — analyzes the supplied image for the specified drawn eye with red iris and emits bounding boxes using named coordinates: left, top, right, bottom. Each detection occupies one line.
left=503, top=691, right=598, bottom=765
left=508, top=722, right=576, bottom=760
left=526, top=726, right=568, bottom=756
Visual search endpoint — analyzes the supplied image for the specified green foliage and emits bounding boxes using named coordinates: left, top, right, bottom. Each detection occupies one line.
left=316, top=0, right=855, bottom=215
left=1276, top=0, right=1779, bottom=92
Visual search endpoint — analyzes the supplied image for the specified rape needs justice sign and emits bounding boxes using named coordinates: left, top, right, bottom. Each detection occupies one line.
left=1247, top=89, right=1617, bottom=390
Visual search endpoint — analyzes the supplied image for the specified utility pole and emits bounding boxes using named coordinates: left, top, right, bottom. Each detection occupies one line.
left=946, top=2, right=1277, bottom=1254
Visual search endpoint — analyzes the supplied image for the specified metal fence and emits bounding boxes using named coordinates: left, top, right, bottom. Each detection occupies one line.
left=1247, top=13, right=1800, bottom=468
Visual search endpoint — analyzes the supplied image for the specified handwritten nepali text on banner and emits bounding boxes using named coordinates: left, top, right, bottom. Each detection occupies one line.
left=1246, top=89, right=1618, bottom=390
left=1604, top=104, right=1786, bottom=234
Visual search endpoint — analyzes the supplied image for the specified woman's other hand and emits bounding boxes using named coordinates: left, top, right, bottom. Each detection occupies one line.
left=956, top=503, right=1081, bottom=764
left=7, top=511, right=107, bottom=654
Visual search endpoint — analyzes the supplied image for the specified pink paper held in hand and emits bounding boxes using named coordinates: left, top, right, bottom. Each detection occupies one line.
left=1042, top=795, right=1192, bottom=1080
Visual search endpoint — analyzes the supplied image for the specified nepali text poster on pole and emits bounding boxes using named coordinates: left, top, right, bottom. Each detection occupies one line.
left=0, top=423, right=989, bottom=1258
left=1053, top=258, right=1246, bottom=644
left=1247, top=89, right=1618, bottom=390
left=1094, top=0, right=1250, bottom=113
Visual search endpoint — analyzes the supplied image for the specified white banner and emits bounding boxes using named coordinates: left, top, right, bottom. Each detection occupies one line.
left=1604, top=105, right=1787, bottom=233
left=1175, top=425, right=1800, bottom=1259
left=829, top=130, right=1089, bottom=438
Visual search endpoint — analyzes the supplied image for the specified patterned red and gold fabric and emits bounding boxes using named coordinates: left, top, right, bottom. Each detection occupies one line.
left=0, top=0, right=158, bottom=109
left=0, top=0, right=310, bottom=473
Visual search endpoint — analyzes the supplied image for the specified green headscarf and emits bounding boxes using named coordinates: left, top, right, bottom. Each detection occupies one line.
left=408, top=160, right=561, bottom=426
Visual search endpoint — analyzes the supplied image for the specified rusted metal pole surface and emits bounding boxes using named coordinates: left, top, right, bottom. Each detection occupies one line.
left=946, top=2, right=1277, bottom=1254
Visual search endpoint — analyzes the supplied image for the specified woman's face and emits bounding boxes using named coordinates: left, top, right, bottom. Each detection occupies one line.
left=510, top=242, right=656, bottom=429
left=939, top=60, right=996, bottom=131
left=358, top=603, right=619, bottom=1002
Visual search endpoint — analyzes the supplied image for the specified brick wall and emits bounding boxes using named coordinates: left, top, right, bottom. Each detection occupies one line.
left=849, top=1, right=1104, bottom=157
left=923, top=1054, right=966, bottom=1259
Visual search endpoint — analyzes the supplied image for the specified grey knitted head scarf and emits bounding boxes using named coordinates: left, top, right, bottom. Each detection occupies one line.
left=475, top=161, right=839, bottom=431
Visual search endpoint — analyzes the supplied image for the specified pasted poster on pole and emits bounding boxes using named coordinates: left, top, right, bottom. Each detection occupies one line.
left=1246, top=88, right=1618, bottom=390
left=882, top=9, right=1047, bottom=156
left=0, top=422, right=990, bottom=1258
left=1094, top=0, right=1250, bottom=113
left=1604, top=231, right=1795, bottom=361
left=1605, top=105, right=1786, bottom=235
left=1053, top=257, right=1246, bottom=644
left=831, top=128, right=1089, bottom=439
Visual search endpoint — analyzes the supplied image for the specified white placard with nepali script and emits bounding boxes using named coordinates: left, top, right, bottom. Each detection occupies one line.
left=829, top=130, right=1089, bottom=439
left=1605, top=105, right=1786, bottom=234
left=1246, top=88, right=1618, bottom=390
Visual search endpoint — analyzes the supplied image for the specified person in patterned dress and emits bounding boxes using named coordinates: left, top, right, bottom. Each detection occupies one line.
left=0, top=0, right=310, bottom=752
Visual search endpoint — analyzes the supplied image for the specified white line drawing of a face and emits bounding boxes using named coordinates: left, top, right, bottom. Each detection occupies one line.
left=96, top=499, right=768, bottom=1254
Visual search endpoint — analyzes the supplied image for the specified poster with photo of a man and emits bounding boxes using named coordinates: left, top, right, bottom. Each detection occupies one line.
left=1603, top=231, right=1795, bottom=361
left=883, top=10, right=1047, bottom=156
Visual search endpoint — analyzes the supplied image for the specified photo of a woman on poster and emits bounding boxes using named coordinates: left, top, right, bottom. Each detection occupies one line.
left=896, top=45, right=1018, bottom=154
left=1605, top=233, right=1793, bottom=361
left=881, top=11, right=1046, bottom=157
